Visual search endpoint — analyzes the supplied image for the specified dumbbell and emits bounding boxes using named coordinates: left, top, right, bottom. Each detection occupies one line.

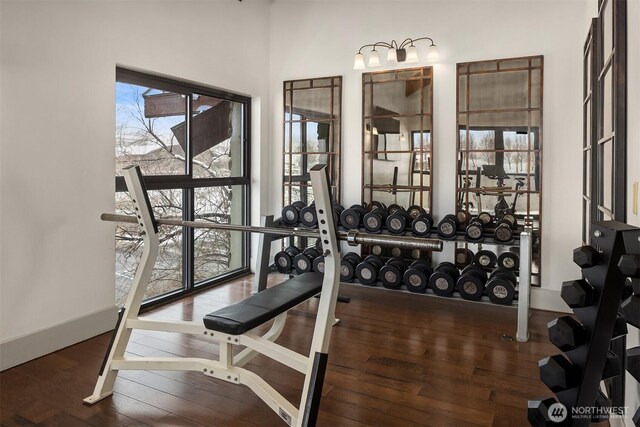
left=363, top=205, right=388, bottom=233
left=299, top=202, right=317, bottom=228
left=602, top=350, right=621, bottom=380
left=403, top=259, right=433, bottom=293
left=464, top=217, right=485, bottom=241
left=486, top=267, right=517, bottom=305
left=474, top=249, right=497, bottom=269
left=314, top=238, right=323, bottom=253
left=312, top=255, right=325, bottom=274
left=369, top=200, right=387, bottom=211
left=456, top=264, right=487, bottom=301
left=621, top=296, right=640, bottom=329
left=539, top=354, right=580, bottom=392
left=407, top=205, right=426, bottom=220
left=355, top=255, right=385, bottom=286
left=371, top=245, right=384, bottom=257
left=456, top=209, right=472, bottom=226
left=281, top=201, right=306, bottom=226
left=429, top=262, right=460, bottom=296
left=340, top=204, right=367, bottom=229
left=493, top=216, right=517, bottom=243
left=455, top=248, right=475, bottom=268
left=387, top=204, right=403, bottom=215
left=340, top=252, right=362, bottom=282
left=437, top=214, right=459, bottom=239
left=573, top=245, right=600, bottom=268
left=292, top=247, right=320, bottom=274
left=560, top=279, right=595, bottom=308
left=497, top=250, right=520, bottom=271
left=273, top=246, right=301, bottom=273
left=411, top=213, right=434, bottom=237
left=390, top=247, right=403, bottom=258
left=478, top=211, right=493, bottom=227
left=547, top=316, right=587, bottom=352
left=386, top=208, right=413, bottom=234
left=527, top=397, right=562, bottom=426
left=380, top=257, right=409, bottom=289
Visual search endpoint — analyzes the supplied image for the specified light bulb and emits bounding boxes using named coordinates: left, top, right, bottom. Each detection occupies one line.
left=353, top=53, right=365, bottom=70
left=368, top=50, right=381, bottom=67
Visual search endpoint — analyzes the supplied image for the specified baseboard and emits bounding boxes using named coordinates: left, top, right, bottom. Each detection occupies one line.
left=0, top=306, right=118, bottom=371
left=530, top=288, right=572, bottom=313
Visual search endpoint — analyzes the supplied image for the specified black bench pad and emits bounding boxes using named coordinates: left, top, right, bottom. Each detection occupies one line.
left=203, top=273, right=323, bottom=335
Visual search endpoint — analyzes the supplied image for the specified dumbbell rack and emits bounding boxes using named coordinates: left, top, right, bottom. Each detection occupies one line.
left=529, top=221, right=640, bottom=426
left=253, top=216, right=534, bottom=343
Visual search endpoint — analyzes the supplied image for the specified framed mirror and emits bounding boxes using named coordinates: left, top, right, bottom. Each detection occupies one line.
left=456, top=56, right=543, bottom=285
left=283, top=76, right=342, bottom=206
left=362, top=67, right=433, bottom=211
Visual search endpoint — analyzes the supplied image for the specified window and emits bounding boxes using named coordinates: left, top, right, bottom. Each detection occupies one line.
left=115, top=68, right=250, bottom=307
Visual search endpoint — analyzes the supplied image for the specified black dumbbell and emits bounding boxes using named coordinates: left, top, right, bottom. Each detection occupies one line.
left=618, top=254, right=640, bottom=278
left=560, top=279, right=595, bottom=308
left=592, top=390, right=612, bottom=423
left=465, top=217, right=485, bottom=241
left=312, top=255, right=325, bottom=274
left=602, top=350, right=621, bottom=380
left=486, top=268, right=517, bottom=305
left=621, top=295, right=640, bottom=329
left=498, top=251, right=520, bottom=271
left=403, top=259, right=433, bottom=293
left=456, top=209, right=472, bottom=226
left=340, top=252, right=362, bottom=282
left=387, top=204, right=403, bottom=215
left=355, top=255, right=384, bottom=286
left=455, top=248, right=475, bottom=269
left=333, top=203, right=345, bottom=219
left=437, top=214, right=459, bottom=239
left=527, top=397, right=562, bottom=426
left=547, top=316, right=587, bottom=352
left=573, top=245, right=600, bottom=268
left=299, top=203, right=317, bottom=228
left=474, top=250, right=497, bottom=269
left=340, top=204, right=366, bottom=229
left=314, top=238, right=323, bottom=253
left=281, top=201, right=306, bottom=226
left=293, top=247, right=320, bottom=274
left=612, top=312, right=628, bottom=339
left=429, top=262, right=460, bottom=296
left=407, top=205, right=426, bottom=220
left=380, top=257, right=409, bottom=289
left=363, top=206, right=387, bottom=233
left=411, top=213, right=434, bottom=237
left=369, top=200, right=387, bottom=211
left=386, top=208, right=413, bottom=234
left=494, top=216, right=516, bottom=243
left=478, top=211, right=493, bottom=227
left=539, top=354, right=580, bottom=392
left=457, top=264, right=487, bottom=301
left=500, top=213, right=518, bottom=228
left=273, top=246, right=301, bottom=273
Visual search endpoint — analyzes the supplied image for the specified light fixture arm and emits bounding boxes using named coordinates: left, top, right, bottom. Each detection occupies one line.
left=399, top=37, right=436, bottom=49
left=357, top=41, right=396, bottom=54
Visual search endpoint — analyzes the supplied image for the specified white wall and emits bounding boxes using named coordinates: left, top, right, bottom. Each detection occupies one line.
left=0, top=0, right=271, bottom=364
left=269, top=0, right=587, bottom=309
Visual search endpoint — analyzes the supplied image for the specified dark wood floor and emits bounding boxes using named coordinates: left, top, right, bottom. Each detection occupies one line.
left=2, top=274, right=571, bottom=426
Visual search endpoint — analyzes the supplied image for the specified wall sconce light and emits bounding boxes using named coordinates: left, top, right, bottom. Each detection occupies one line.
left=354, top=37, right=438, bottom=70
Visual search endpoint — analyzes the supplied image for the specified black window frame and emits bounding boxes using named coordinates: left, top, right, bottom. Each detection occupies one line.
left=115, top=67, right=251, bottom=308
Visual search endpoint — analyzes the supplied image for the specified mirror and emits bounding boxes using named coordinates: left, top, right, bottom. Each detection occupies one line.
left=362, top=67, right=433, bottom=211
left=283, top=76, right=342, bottom=206
left=456, top=56, right=543, bottom=285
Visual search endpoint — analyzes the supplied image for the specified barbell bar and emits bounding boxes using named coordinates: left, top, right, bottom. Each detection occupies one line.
left=101, top=213, right=444, bottom=252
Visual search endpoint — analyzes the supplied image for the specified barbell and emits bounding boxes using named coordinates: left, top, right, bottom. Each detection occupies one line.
left=101, top=213, right=444, bottom=252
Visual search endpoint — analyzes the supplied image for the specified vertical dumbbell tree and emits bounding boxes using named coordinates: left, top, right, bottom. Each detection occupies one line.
left=529, top=221, right=640, bottom=426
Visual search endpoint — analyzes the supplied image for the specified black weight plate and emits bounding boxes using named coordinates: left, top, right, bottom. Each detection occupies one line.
left=410, top=259, right=432, bottom=272
left=355, top=261, right=378, bottom=285
left=386, top=213, right=407, bottom=234
left=281, top=205, right=300, bottom=225
left=285, top=246, right=301, bottom=256
left=498, top=252, right=520, bottom=270
left=455, top=248, right=474, bottom=268
left=474, top=250, right=497, bottom=268
left=501, top=213, right=517, bottom=227
left=387, top=204, right=403, bottom=215
left=343, top=252, right=363, bottom=265
left=403, top=268, right=429, bottom=293
left=340, top=209, right=361, bottom=229
left=315, top=238, right=323, bottom=252
left=489, top=268, right=518, bottom=285
left=407, top=205, right=425, bottom=219
left=435, top=261, right=460, bottom=281
left=411, top=215, right=432, bottom=237
left=291, top=201, right=306, bottom=210
left=478, top=212, right=493, bottom=225
left=340, top=259, right=356, bottom=282
left=437, top=218, right=457, bottom=239
left=387, top=257, right=409, bottom=271
left=429, top=271, right=456, bottom=296
left=465, top=223, right=484, bottom=241
left=363, top=211, right=384, bottom=233
left=299, top=206, right=318, bottom=228
left=364, top=255, right=384, bottom=269
left=494, top=224, right=513, bottom=242
left=312, top=256, right=325, bottom=273
left=456, top=210, right=472, bottom=225
left=380, top=265, right=403, bottom=289
left=293, top=253, right=313, bottom=274
left=274, top=251, right=293, bottom=274
left=369, top=201, right=386, bottom=211
left=303, top=247, right=320, bottom=258
left=461, top=264, right=487, bottom=282
left=486, top=278, right=516, bottom=305
left=456, top=274, right=485, bottom=301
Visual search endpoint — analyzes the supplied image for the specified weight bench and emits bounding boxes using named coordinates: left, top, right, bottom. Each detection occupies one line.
left=85, top=164, right=342, bottom=427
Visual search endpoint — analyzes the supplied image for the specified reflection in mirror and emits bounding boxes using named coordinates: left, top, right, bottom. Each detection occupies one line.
left=456, top=56, right=543, bottom=284
left=362, top=67, right=433, bottom=211
left=283, top=77, right=342, bottom=206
